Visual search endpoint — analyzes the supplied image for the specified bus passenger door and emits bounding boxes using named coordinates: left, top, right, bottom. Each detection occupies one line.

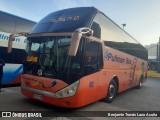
left=83, top=40, right=103, bottom=101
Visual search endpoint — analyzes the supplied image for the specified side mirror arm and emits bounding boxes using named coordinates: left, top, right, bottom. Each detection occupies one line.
left=7, top=34, right=14, bottom=53
left=7, top=32, right=28, bottom=53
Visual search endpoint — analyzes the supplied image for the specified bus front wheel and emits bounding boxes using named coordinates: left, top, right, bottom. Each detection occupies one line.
left=105, top=80, right=117, bottom=103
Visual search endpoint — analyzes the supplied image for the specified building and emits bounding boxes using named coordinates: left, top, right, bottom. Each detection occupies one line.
left=0, top=10, right=36, bottom=33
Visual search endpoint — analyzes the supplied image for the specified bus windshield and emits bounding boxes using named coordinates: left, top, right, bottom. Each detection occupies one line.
left=24, top=36, right=85, bottom=84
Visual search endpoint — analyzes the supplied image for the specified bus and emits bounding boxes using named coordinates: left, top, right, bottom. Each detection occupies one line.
left=0, top=31, right=27, bottom=86
left=0, top=11, right=36, bottom=86
left=9, top=7, right=148, bottom=107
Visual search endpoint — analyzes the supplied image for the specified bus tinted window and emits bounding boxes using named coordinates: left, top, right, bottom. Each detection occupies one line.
left=84, top=41, right=103, bottom=75
left=91, top=13, right=148, bottom=60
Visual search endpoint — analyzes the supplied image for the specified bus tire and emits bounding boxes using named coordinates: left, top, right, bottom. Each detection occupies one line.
left=136, top=76, right=143, bottom=89
left=104, top=80, right=117, bottom=103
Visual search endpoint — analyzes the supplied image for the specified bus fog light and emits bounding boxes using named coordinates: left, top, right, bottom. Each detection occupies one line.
left=66, top=101, right=71, bottom=105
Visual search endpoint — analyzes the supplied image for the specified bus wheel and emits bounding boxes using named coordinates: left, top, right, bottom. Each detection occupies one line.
left=105, top=80, right=117, bottom=103
left=137, top=76, right=143, bottom=89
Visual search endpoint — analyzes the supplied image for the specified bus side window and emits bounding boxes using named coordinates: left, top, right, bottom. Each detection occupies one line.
left=91, top=22, right=101, bottom=39
left=84, top=41, right=103, bottom=74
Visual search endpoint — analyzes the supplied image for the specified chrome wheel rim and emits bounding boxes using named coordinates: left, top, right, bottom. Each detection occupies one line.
left=139, top=80, right=142, bottom=87
left=108, top=84, right=115, bottom=99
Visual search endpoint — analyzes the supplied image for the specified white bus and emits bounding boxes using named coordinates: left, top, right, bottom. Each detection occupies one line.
left=0, top=31, right=27, bottom=86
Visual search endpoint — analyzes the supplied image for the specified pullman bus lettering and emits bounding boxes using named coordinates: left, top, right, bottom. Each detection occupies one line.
left=50, top=16, right=80, bottom=23
left=108, top=53, right=125, bottom=63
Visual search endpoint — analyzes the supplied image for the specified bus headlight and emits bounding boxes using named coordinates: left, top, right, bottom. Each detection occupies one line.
left=55, top=80, right=79, bottom=98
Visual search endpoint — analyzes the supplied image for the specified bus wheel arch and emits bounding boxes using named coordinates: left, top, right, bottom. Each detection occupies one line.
left=113, top=76, right=119, bottom=93
left=104, top=76, right=119, bottom=103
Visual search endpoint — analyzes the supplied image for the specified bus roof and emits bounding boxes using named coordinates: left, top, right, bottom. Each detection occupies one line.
left=30, top=7, right=147, bottom=60
left=30, top=7, right=143, bottom=43
left=30, top=7, right=98, bottom=34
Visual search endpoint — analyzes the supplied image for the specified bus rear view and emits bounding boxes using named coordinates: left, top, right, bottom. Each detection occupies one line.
left=21, top=7, right=148, bottom=108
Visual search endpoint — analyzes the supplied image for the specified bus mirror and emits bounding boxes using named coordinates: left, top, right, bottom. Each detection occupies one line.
left=69, top=27, right=93, bottom=56
left=69, top=31, right=82, bottom=56
left=8, top=34, right=14, bottom=53
left=7, top=33, right=28, bottom=53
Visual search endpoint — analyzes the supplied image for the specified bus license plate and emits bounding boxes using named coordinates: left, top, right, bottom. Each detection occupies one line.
left=33, top=93, right=43, bottom=100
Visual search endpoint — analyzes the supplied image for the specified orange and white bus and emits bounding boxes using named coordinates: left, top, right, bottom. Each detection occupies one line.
left=9, top=7, right=148, bottom=108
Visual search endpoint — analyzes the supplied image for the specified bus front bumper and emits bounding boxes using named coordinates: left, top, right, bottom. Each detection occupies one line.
left=21, top=87, right=81, bottom=108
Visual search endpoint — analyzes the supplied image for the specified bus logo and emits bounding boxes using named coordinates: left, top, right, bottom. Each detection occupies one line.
left=37, top=69, right=43, bottom=76
left=89, top=81, right=94, bottom=87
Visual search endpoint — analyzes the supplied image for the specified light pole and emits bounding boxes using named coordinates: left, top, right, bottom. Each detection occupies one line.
left=122, top=24, right=126, bottom=30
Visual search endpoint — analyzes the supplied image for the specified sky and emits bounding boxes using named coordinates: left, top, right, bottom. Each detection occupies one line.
left=0, top=0, right=160, bottom=46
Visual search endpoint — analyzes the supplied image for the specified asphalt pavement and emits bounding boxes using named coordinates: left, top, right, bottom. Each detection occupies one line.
left=0, top=77, right=160, bottom=120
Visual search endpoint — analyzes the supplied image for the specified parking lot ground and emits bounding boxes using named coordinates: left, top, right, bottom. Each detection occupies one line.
left=0, top=77, right=160, bottom=120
